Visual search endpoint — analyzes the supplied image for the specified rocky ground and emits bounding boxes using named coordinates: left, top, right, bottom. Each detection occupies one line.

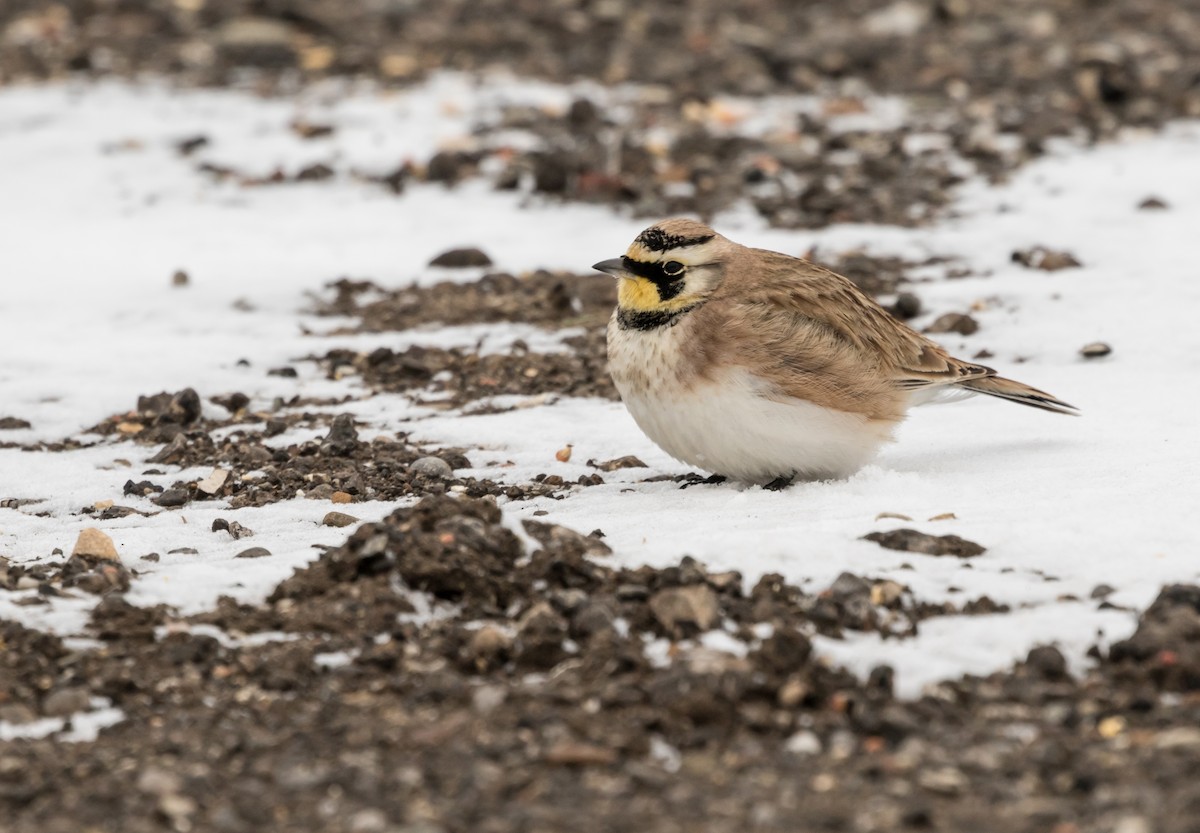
left=2, top=1, right=1199, bottom=831
left=5, top=496, right=1200, bottom=833
left=7, top=0, right=1200, bottom=228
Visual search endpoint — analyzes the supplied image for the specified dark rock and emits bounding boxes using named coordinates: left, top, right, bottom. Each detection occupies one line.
left=863, top=529, right=985, bottom=558
left=754, top=626, right=813, bottom=673
left=1080, top=342, right=1112, bottom=359
left=587, top=456, right=648, bottom=471
left=212, top=392, right=250, bottom=413
left=428, top=247, right=493, bottom=268
left=1012, top=247, right=1082, bottom=271
left=425, top=151, right=476, bottom=184
left=925, top=312, right=979, bottom=336
left=889, top=292, right=922, bottom=320
left=1108, top=584, right=1200, bottom=690
left=295, top=162, right=334, bottom=181
left=828, top=572, right=871, bottom=602
left=153, top=488, right=190, bottom=508
left=0, top=417, right=32, bottom=430
left=1027, top=645, right=1069, bottom=680
left=63, top=555, right=131, bottom=595
left=533, top=152, right=572, bottom=193
left=148, top=434, right=189, bottom=465
left=235, top=547, right=272, bottom=559
left=571, top=600, right=616, bottom=639
left=522, top=519, right=612, bottom=559
left=175, top=135, right=209, bottom=156
left=137, top=388, right=202, bottom=425
left=321, top=414, right=359, bottom=456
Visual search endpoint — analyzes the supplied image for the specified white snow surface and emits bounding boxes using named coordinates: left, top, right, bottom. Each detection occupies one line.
left=2, top=76, right=1199, bottom=699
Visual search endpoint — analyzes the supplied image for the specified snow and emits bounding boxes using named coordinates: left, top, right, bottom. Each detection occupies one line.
left=0, top=697, right=125, bottom=743
left=2, top=76, right=1199, bottom=700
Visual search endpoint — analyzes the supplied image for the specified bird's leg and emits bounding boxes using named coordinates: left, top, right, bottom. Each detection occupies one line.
left=762, top=473, right=795, bottom=491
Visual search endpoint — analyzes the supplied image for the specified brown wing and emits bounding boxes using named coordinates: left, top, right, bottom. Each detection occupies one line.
left=704, top=250, right=995, bottom=415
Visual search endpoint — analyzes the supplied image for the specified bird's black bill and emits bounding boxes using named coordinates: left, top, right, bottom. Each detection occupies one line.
left=592, top=258, right=627, bottom=277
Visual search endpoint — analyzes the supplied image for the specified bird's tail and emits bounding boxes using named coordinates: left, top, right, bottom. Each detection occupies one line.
left=959, top=375, right=1080, bottom=415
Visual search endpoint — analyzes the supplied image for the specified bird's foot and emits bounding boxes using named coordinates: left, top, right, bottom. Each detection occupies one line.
left=679, top=473, right=727, bottom=490
left=762, top=473, right=795, bottom=492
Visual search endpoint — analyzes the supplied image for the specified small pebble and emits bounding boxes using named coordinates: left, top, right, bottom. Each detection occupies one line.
left=925, top=312, right=979, bottom=336
left=196, top=468, right=229, bottom=495
left=153, top=488, right=190, bottom=508
left=1012, top=246, right=1082, bottom=271
left=331, top=491, right=353, bottom=504
left=1080, top=341, right=1112, bottom=359
left=42, top=687, right=91, bottom=717
left=889, top=291, right=922, bottom=320
left=71, top=528, right=119, bottom=561
left=171, top=269, right=189, bottom=287
left=1026, top=645, right=1068, bottom=680
left=428, top=247, right=493, bottom=268
left=410, top=456, right=453, bottom=479
left=322, top=511, right=360, bottom=528
left=235, top=546, right=272, bottom=559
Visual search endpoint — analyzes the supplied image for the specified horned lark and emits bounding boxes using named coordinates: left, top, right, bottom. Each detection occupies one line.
left=594, top=219, right=1078, bottom=487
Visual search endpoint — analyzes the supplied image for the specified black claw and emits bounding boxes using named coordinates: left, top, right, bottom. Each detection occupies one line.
left=679, top=473, right=727, bottom=490
left=762, top=474, right=795, bottom=492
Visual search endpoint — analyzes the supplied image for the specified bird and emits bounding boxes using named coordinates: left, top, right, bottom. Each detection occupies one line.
left=593, top=218, right=1078, bottom=488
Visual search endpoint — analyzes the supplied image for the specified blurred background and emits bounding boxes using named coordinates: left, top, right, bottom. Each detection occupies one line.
left=5, top=0, right=1200, bottom=230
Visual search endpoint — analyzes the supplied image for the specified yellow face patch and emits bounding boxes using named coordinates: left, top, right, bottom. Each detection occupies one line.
left=617, top=277, right=698, bottom=313
left=614, top=241, right=709, bottom=313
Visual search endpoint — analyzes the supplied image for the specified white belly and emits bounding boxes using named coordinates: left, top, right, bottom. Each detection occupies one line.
left=608, top=321, right=895, bottom=483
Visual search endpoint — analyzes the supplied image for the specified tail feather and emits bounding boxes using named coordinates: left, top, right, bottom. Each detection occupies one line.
left=959, top=375, right=1080, bottom=415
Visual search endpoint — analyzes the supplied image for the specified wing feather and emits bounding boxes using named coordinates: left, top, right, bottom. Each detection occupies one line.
left=730, top=251, right=997, bottom=394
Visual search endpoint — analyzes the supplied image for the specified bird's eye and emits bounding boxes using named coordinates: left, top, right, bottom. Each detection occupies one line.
left=662, top=260, right=685, bottom=277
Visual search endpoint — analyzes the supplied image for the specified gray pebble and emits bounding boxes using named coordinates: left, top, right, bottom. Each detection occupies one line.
left=410, top=456, right=453, bottom=479
left=235, top=546, right=272, bottom=559
left=43, top=687, right=91, bottom=717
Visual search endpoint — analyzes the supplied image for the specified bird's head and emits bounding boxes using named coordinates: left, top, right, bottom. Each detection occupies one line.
left=592, top=218, right=729, bottom=314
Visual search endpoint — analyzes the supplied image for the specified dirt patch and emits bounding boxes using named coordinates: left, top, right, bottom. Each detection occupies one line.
left=318, top=271, right=616, bottom=333
left=80, top=389, right=586, bottom=508
left=316, top=332, right=617, bottom=409
left=2, top=497, right=1199, bottom=832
